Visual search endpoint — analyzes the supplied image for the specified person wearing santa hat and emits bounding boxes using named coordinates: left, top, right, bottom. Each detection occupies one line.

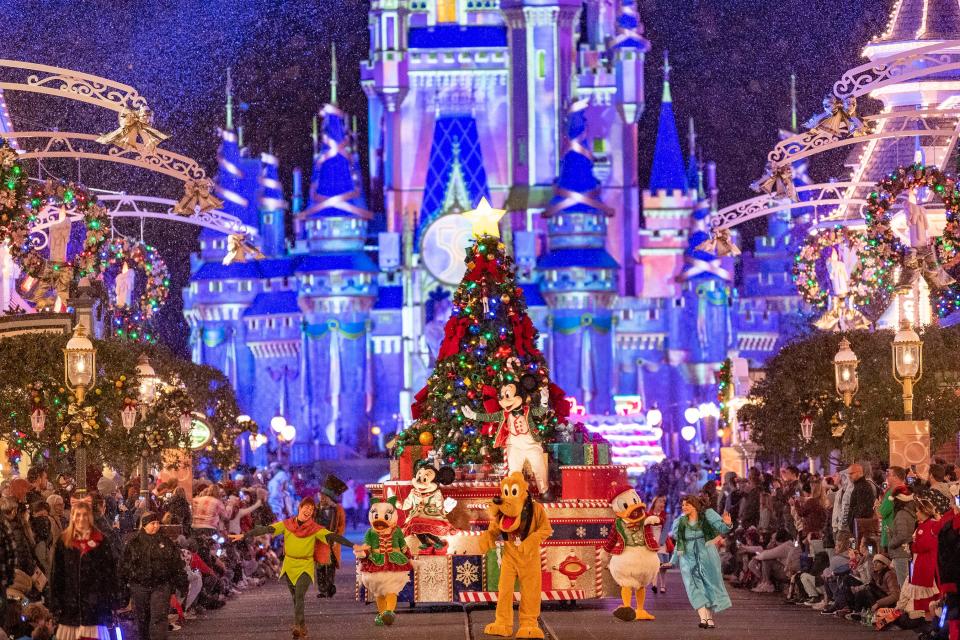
left=601, top=484, right=662, bottom=622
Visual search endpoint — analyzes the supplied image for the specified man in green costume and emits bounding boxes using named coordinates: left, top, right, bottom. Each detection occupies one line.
left=232, top=495, right=364, bottom=639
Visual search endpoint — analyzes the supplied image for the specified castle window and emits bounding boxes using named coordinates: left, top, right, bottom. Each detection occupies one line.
left=648, top=309, right=658, bottom=320
left=250, top=319, right=258, bottom=330
left=242, top=281, right=253, bottom=292
left=263, top=213, right=273, bottom=224
left=264, top=279, right=272, bottom=291
left=190, top=283, right=198, bottom=294
left=284, top=317, right=293, bottom=328
left=208, top=282, right=223, bottom=293
left=744, top=309, right=753, bottom=322
left=537, top=50, right=546, bottom=79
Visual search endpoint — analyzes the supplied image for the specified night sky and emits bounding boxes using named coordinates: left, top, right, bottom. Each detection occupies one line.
left=0, top=0, right=892, bottom=351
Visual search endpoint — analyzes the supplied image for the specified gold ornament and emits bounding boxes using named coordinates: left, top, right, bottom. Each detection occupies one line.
left=0, top=145, right=18, bottom=168
left=751, top=164, right=797, bottom=201
left=222, top=233, right=265, bottom=266
left=96, top=106, right=169, bottom=154
left=501, top=294, right=510, bottom=304
left=174, top=178, right=224, bottom=215
left=418, top=431, right=435, bottom=446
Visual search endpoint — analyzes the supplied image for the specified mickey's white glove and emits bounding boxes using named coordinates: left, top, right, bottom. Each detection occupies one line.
left=644, top=515, right=661, bottom=526
left=540, top=387, right=549, bottom=405
left=443, top=497, right=457, bottom=513
left=461, top=405, right=478, bottom=420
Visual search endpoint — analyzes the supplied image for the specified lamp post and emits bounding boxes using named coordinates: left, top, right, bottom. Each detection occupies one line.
left=834, top=337, right=859, bottom=407
left=135, top=354, right=160, bottom=499
left=892, top=319, right=923, bottom=420
left=800, top=415, right=814, bottom=473
left=64, top=324, right=96, bottom=495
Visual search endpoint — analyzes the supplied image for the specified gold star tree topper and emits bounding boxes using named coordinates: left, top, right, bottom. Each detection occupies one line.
left=463, top=197, right=506, bottom=238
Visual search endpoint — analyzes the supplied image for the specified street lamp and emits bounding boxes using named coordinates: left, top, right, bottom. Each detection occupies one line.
left=646, top=407, right=663, bottom=427
left=30, top=408, right=45, bottom=435
left=64, top=324, right=96, bottom=495
left=800, top=415, right=815, bottom=473
left=121, top=404, right=137, bottom=433
left=892, top=318, right=923, bottom=420
left=270, top=413, right=287, bottom=433
left=136, top=354, right=159, bottom=410
left=64, top=324, right=96, bottom=403
left=833, top=337, right=859, bottom=407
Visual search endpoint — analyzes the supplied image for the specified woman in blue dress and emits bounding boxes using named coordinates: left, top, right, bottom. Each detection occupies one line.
left=670, top=494, right=732, bottom=629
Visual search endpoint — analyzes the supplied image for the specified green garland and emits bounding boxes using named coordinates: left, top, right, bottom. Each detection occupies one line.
left=792, top=225, right=898, bottom=319
left=716, top=358, right=733, bottom=432
left=865, top=163, right=960, bottom=317
left=0, top=143, right=27, bottom=229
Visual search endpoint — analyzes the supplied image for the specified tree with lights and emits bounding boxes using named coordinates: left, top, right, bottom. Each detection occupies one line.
left=396, top=199, right=568, bottom=471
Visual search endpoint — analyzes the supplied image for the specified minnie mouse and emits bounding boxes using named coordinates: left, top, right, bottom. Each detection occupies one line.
left=401, top=460, right=459, bottom=554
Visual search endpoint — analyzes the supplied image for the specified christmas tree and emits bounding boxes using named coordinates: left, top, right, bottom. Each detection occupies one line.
left=396, top=199, right=568, bottom=466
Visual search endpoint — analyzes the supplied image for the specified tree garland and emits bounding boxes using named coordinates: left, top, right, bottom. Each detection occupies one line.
left=865, top=163, right=960, bottom=317
left=0, top=143, right=27, bottom=228
left=98, top=236, right=171, bottom=343
left=7, top=181, right=109, bottom=310
left=792, top=225, right=898, bottom=319
left=716, top=358, right=733, bottom=432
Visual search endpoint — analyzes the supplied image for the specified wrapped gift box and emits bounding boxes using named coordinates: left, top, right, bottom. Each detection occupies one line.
left=398, top=445, right=433, bottom=480
left=560, top=465, right=628, bottom=500
left=547, top=442, right=584, bottom=466
left=583, top=442, right=610, bottom=465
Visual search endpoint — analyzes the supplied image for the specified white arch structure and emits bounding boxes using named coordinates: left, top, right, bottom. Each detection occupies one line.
left=0, top=59, right=149, bottom=113
left=716, top=41, right=960, bottom=231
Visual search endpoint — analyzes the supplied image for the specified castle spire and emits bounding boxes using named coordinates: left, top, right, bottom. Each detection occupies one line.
left=662, top=50, right=672, bottom=103
left=790, top=72, right=798, bottom=132
left=330, top=42, right=338, bottom=106
left=648, top=50, right=688, bottom=193
left=225, top=67, right=234, bottom=131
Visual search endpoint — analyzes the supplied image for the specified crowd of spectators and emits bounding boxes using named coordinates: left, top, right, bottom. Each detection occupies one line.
left=640, top=459, right=960, bottom=637
left=0, top=462, right=335, bottom=639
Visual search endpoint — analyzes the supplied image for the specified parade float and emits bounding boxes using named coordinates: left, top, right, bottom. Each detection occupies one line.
left=358, top=200, right=664, bottom=607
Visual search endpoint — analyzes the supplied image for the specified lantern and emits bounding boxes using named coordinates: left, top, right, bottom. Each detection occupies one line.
left=800, top=415, right=814, bottom=443
left=64, top=324, right=96, bottom=403
left=179, top=412, right=193, bottom=435
left=135, top=354, right=159, bottom=404
left=121, top=404, right=137, bottom=433
left=30, top=408, right=45, bottom=435
left=833, top=337, right=859, bottom=407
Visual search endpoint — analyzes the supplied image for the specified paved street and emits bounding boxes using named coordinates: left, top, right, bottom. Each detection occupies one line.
left=172, top=563, right=916, bottom=640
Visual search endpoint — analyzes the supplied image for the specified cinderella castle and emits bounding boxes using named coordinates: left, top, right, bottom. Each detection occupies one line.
left=184, top=0, right=807, bottom=466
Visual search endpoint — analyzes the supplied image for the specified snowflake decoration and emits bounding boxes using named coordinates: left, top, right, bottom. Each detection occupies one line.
left=575, top=526, right=587, bottom=538
left=417, top=558, right=448, bottom=591
left=599, top=525, right=609, bottom=537
left=455, top=560, right=480, bottom=587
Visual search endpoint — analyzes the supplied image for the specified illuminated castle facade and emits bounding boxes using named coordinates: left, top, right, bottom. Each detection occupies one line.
left=184, top=0, right=801, bottom=466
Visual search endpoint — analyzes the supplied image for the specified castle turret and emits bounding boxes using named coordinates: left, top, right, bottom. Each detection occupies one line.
left=539, top=99, right=617, bottom=414
left=637, top=51, right=695, bottom=299
left=257, top=152, right=287, bottom=258
left=295, top=102, right=377, bottom=458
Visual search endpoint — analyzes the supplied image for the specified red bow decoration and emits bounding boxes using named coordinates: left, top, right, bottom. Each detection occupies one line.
left=437, top=316, right=470, bottom=361
left=469, top=254, right=503, bottom=282
left=411, top=386, right=428, bottom=420
left=510, top=315, right=540, bottom=357
left=548, top=383, right=570, bottom=422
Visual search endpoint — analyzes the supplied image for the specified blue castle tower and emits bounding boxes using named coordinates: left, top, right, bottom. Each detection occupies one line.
left=539, top=99, right=617, bottom=415
left=183, top=3, right=809, bottom=467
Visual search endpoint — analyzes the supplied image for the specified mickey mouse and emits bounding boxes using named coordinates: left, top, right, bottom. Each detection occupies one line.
left=462, top=373, right=549, bottom=495
left=400, top=460, right=458, bottom=554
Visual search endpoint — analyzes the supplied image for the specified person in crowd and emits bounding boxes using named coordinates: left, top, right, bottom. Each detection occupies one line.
left=267, top=466, right=291, bottom=519
left=738, top=468, right=762, bottom=530
left=647, top=495, right=669, bottom=594
left=121, top=512, right=188, bottom=640
left=0, top=508, right=17, bottom=626
left=192, top=486, right=228, bottom=538
left=23, top=468, right=48, bottom=509
left=117, top=485, right=142, bottom=538
left=44, top=495, right=66, bottom=532
left=48, top=501, right=118, bottom=640
left=848, top=553, right=900, bottom=621
left=845, top=463, right=876, bottom=540
left=27, top=503, right=53, bottom=578
left=90, top=493, right=122, bottom=566
left=1, top=497, right=36, bottom=578
left=22, top=602, right=55, bottom=640
left=884, top=469, right=916, bottom=586
left=720, top=472, right=742, bottom=527
left=96, top=475, right=119, bottom=525
left=895, top=494, right=944, bottom=625
left=776, top=466, right=801, bottom=538
left=819, top=536, right=876, bottom=616
left=830, top=470, right=853, bottom=545
left=313, top=475, right=347, bottom=599
left=794, top=481, right=827, bottom=548
left=700, top=480, right=720, bottom=514
left=231, top=496, right=363, bottom=640
left=669, top=494, right=732, bottom=629
left=166, top=487, right=192, bottom=536
left=749, top=529, right=794, bottom=593
left=878, top=466, right=908, bottom=547
left=936, top=487, right=960, bottom=640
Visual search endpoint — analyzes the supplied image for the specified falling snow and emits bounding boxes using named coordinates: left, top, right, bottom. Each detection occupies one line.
left=0, top=0, right=893, bottom=350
